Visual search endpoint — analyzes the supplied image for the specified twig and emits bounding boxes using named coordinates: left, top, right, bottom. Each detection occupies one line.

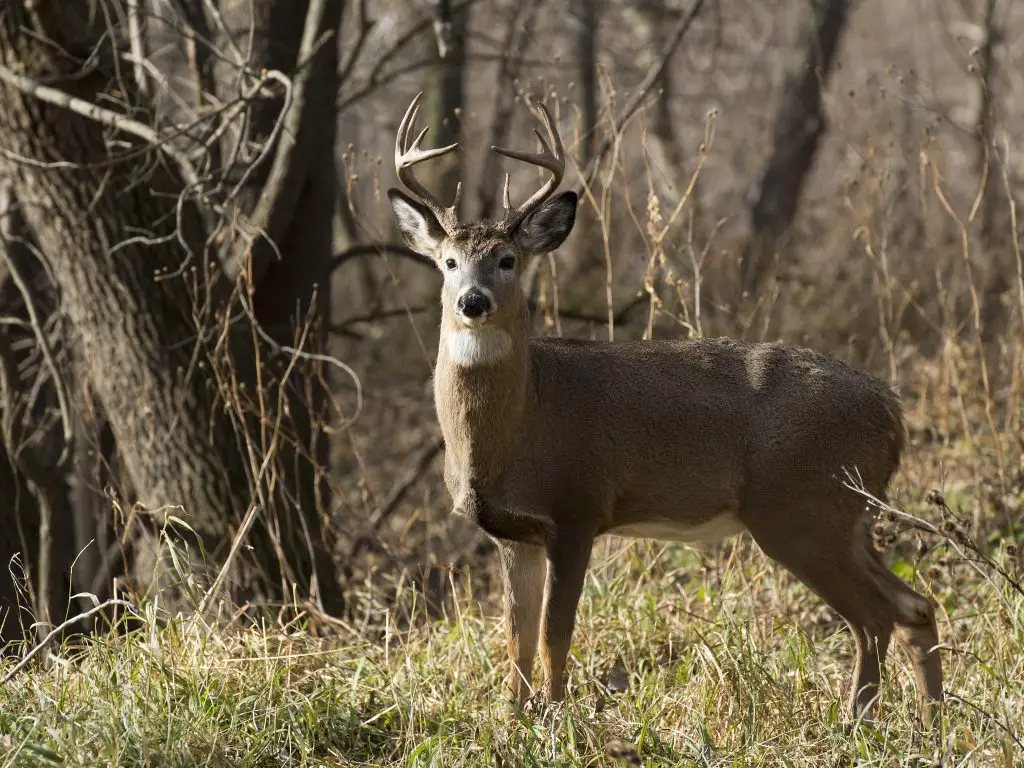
left=0, top=61, right=201, bottom=193
left=328, top=242, right=437, bottom=274
left=196, top=504, right=260, bottom=617
left=576, top=0, right=705, bottom=194
left=198, top=0, right=248, bottom=71
left=368, top=436, right=445, bottom=530
left=125, top=0, right=149, bottom=98
left=947, top=692, right=1024, bottom=752
left=1, top=598, right=137, bottom=684
left=349, top=436, right=445, bottom=559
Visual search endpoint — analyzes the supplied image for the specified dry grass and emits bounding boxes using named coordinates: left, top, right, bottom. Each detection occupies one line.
left=7, top=9, right=1024, bottom=761
left=2, top=426, right=1022, bottom=766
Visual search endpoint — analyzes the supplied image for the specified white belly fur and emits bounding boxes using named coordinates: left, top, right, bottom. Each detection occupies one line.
left=608, top=513, right=746, bottom=543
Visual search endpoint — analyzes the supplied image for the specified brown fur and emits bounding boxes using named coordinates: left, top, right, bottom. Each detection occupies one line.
left=387, top=101, right=942, bottom=727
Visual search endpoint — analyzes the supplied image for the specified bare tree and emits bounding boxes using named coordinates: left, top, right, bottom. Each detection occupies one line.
left=0, top=0, right=346, bottom=620
left=739, top=0, right=851, bottom=300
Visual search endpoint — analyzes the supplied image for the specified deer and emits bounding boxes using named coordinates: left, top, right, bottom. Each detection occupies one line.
left=386, top=92, right=944, bottom=725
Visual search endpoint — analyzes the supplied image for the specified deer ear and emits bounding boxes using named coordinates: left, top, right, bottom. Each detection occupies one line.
left=388, top=188, right=446, bottom=259
left=513, top=191, right=577, bottom=255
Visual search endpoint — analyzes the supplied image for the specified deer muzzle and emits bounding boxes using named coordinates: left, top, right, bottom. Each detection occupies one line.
left=456, top=289, right=494, bottom=324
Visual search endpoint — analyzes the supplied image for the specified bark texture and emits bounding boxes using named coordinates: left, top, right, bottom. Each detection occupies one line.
left=0, top=6, right=251, bottom=539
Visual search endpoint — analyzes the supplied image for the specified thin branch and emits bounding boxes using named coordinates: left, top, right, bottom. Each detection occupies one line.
left=534, top=293, right=647, bottom=326
left=328, top=242, right=437, bottom=274
left=368, top=436, right=445, bottom=529
left=0, top=60, right=202, bottom=193
left=330, top=305, right=429, bottom=334
left=576, top=0, right=705, bottom=194
left=1, top=599, right=137, bottom=684
left=349, top=435, right=446, bottom=558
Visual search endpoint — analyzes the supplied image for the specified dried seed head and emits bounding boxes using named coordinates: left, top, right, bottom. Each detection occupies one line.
left=925, top=489, right=945, bottom=507
left=1004, top=542, right=1018, bottom=558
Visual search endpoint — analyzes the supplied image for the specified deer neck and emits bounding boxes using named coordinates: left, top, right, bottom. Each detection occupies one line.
left=434, top=307, right=532, bottom=489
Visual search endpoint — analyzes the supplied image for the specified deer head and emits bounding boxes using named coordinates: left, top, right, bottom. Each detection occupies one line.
left=387, top=93, right=577, bottom=363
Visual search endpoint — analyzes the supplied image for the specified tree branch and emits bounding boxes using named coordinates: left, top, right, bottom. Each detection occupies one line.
left=0, top=190, right=72, bottom=469
left=328, top=242, right=437, bottom=274
left=576, top=0, right=705, bottom=194
left=339, top=0, right=373, bottom=87
left=0, top=59, right=201, bottom=190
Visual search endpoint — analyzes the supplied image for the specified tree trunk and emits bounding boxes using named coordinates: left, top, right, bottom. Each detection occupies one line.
left=575, top=0, right=600, bottom=171
left=739, top=0, right=850, bottom=300
left=419, top=0, right=468, bottom=210
left=206, top=0, right=345, bottom=614
left=0, top=8, right=251, bottom=538
left=476, top=0, right=543, bottom=221
left=0, top=180, right=74, bottom=643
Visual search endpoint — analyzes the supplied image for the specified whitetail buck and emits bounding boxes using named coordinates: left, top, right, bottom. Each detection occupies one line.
left=387, top=92, right=943, bottom=724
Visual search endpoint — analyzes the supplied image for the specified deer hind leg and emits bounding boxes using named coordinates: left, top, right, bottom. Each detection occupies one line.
left=498, top=540, right=547, bottom=705
left=744, top=510, right=903, bottom=723
left=540, top=530, right=594, bottom=702
left=862, top=541, right=944, bottom=725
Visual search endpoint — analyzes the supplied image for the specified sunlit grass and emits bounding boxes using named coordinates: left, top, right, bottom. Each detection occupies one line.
left=3, top=497, right=1022, bottom=767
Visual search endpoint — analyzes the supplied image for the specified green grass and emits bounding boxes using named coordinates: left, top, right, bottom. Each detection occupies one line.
left=2, top=516, right=1022, bottom=767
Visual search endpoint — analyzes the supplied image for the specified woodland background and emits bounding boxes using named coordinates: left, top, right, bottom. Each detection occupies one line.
left=0, top=1, right=1022, bottom=762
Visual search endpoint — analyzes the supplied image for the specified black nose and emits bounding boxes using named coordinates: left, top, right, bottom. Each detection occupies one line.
left=457, top=291, right=492, bottom=318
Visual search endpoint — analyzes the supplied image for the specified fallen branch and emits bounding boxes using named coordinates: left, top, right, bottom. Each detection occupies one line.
left=1, top=598, right=137, bottom=684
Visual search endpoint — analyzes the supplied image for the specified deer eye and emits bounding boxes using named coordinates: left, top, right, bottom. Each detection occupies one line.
left=444, top=258, right=458, bottom=271
left=498, top=255, right=516, bottom=271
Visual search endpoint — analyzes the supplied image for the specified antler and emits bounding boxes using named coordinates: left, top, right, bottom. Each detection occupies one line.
left=394, top=92, right=462, bottom=234
left=492, top=101, right=565, bottom=232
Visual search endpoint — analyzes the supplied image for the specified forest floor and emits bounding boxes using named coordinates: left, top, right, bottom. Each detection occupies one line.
left=2, top=407, right=1023, bottom=767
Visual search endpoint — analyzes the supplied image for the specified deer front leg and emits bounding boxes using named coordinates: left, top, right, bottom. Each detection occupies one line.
left=498, top=540, right=546, bottom=705
left=540, top=530, right=594, bottom=701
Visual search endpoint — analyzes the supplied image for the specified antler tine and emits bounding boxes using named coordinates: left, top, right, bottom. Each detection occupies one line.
left=394, top=92, right=461, bottom=233
left=491, top=102, right=565, bottom=232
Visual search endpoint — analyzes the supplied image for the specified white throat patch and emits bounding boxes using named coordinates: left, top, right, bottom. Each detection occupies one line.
left=446, top=327, right=513, bottom=367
